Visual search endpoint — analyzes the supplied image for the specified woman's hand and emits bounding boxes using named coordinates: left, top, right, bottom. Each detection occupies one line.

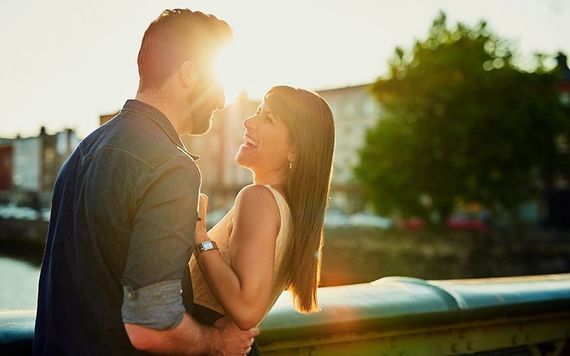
left=195, top=193, right=209, bottom=244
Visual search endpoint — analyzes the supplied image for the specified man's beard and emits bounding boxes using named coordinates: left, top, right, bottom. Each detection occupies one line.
left=189, top=108, right=213, bottom=135
left=186, top=81, right=222, bottom=135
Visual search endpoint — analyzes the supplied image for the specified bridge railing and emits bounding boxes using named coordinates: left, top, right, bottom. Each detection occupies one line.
left=2, top=274, right=570, bottom=355
left=258, top=274, right=570, bottom=355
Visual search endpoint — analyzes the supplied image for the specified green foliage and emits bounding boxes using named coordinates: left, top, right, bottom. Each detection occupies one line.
left=355, top=12, right=569, bottom=221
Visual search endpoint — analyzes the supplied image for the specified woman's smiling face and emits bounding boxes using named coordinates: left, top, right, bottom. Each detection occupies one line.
left=235, top=101, right=293, bottom=176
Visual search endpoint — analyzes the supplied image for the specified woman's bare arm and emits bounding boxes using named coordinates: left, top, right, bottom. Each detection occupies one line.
left=195, top=185, right=280, bottom=329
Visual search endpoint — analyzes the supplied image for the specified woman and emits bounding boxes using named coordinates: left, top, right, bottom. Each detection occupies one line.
left=189, top=85, right=335, bottom=354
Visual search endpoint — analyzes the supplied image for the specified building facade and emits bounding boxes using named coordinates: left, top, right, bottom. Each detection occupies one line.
left=12, top=135, right=42, bottom=192
left=11, top=127, right=79, bottom=196
left=317, top=84, right=381, bottom=212
left=0, top=138, right=13, bottom=194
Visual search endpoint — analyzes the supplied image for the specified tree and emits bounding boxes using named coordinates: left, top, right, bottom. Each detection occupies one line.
left=355, top=12, right=569, bottom=223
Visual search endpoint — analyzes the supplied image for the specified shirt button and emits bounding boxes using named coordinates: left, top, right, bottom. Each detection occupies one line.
left=128, top=291, right=138, bottom=300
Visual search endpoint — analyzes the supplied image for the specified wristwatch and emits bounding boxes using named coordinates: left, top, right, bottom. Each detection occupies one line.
left=195, top=240, right=218, bottom=255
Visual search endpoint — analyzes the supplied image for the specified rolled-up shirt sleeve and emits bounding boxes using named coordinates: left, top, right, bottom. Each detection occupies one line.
left=122, top=280, right=185, bottom=329
left=121, top=155, right=200, bottom=330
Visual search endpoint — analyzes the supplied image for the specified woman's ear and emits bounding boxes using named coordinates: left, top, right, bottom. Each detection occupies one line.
left=179, top=60, right=198, bottom=89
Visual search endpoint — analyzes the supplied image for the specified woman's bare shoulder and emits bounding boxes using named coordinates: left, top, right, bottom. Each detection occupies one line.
left=236, top=184, right=277, bottom=202
left=234, top=184, right=280, bottom=229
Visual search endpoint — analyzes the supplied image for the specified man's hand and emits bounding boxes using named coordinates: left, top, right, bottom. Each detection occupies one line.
left=209, top=316, right=260, bottom=355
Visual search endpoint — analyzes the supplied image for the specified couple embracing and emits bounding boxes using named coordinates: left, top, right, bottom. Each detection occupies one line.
left=33, top=8, right=335, bottom=356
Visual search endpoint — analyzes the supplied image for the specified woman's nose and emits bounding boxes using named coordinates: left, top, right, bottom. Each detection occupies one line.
left=242, top=116, right=255, bottom=129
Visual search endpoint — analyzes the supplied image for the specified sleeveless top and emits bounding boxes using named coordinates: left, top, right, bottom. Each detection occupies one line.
left=189, top=184, right=292, bottom=316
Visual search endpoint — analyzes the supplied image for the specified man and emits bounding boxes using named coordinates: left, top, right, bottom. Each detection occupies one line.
left=34, top=9, right=258, bottom=355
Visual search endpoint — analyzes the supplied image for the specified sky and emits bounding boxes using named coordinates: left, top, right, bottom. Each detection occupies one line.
left=0, top=0, right=569, bottom=138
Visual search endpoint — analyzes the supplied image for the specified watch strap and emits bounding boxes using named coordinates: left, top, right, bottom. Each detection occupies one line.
left=195, top=240, right=218, bottom=255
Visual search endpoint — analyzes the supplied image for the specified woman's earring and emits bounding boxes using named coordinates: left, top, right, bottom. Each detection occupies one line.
left=289, top=159, right=293, bottom=170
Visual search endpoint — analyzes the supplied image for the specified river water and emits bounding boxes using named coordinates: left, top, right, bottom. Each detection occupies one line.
left=0, top=256, right=40, bottom=310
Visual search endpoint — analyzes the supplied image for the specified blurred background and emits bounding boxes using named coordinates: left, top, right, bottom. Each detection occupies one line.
left=1, top=0, right=569, bottom=310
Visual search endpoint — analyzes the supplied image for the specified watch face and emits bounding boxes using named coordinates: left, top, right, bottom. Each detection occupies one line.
left=203, top=241, right=214, bottom=249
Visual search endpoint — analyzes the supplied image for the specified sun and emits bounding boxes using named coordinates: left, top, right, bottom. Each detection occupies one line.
left=214, top=43, right=244, bottom=106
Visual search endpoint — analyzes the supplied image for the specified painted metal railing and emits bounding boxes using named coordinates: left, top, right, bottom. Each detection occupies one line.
left=2, top=274, right=570, bottom=355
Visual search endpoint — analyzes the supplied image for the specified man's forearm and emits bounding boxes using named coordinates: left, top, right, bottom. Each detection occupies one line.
left=125, top=313, right=216, bottom=355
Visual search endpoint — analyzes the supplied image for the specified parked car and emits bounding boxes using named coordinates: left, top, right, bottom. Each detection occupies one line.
left=395, top=217, right=426, bottom=230
left=324, top=208, right=351, bottom=228
left=348, top=212, right=392, bottom=229
left=446, top=212, right=488, bottom=231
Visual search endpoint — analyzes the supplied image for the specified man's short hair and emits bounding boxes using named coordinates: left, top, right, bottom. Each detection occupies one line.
left=137, top=9, right=232, bottom=91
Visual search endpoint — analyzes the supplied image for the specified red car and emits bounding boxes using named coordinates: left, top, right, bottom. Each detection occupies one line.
left=399, top=217, right=425, bottom=230
left=446, top=213, right=488, bottom=231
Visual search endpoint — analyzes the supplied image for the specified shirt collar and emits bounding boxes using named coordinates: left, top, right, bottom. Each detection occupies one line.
left=121, top=99, right=199, bottom=160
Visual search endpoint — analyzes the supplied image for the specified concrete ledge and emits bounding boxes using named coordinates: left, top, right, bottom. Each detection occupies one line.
left=2, top=274, right=569, bottom=355
left=258, top=274, right=570, bottom=344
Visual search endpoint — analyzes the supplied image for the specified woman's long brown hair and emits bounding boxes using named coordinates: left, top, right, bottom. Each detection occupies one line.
left=265, top=86, right=335, bottom=313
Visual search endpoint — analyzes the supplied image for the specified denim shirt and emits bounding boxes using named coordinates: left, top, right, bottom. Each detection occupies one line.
left=34, top=100, right=201, bottom=355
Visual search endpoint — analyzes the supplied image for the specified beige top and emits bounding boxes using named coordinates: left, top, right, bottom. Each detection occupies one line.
left=189, top=184, right=292, bottom=315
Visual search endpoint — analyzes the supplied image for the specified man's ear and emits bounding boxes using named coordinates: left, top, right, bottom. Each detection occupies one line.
left=179, top=60, right=198, bottom=89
